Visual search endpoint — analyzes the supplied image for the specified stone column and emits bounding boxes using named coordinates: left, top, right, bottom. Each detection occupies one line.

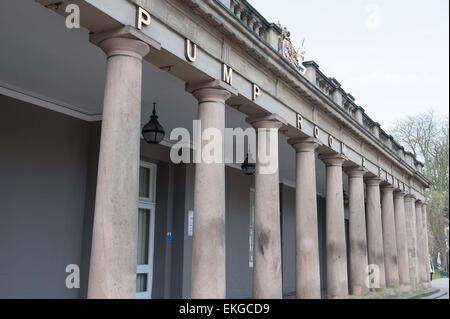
left=415, top=201, right=428, bottom=287
left=88, top=28, right=154, bottom=299
left=393, top=191, right=410, bottom=289
left=422, top=204, right=430, bottom=285
left=247, top=114, right=286, bottom=299
left=404, top=195, right=419, bottom=290
left=381, top=186, right=400, bottom=288
left=288, top=138, right=321, bottom=299
left=319, top=154, right=348, bottom=299
left=345, top=167, right=369, bottom=296
left=365, top=178, right=386, bottom=289
left=416, top=202, right=426, bottom=286
left=186, top=81, right=234, bottom=299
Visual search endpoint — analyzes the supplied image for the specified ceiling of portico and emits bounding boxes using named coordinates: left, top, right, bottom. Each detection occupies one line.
left=0, top=0, right=304, bottom=183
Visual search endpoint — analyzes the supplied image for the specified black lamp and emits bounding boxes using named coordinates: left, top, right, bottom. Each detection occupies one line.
left=343, top=189, right=349, bottom=205
left=142, top=102, right=165, bottom=145
left=241, top=153, right=256, bottom=176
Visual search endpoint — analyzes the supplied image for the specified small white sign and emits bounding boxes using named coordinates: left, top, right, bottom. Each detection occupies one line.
left=188, top=210, right=194, bottom=237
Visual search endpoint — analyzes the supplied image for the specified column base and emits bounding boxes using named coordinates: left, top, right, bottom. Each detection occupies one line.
left=351, top=285, right=370, bottom=296
left=352, top=285, right=363, bottom=296
left=421, top=282, right=431, bottom=290
left=387, top=281, right=400, bottom=289
left=328, top=292, right=349, bottom=299
left=373, top=285, right=387, bottom=292
left=400, top=284, right=411, bottom=293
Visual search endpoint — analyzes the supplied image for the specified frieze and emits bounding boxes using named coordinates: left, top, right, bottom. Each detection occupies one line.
left=132, top=4, right=426, bottom=191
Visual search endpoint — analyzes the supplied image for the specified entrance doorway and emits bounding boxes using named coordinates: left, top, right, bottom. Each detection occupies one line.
left=136, top=161, right=157, bottom=299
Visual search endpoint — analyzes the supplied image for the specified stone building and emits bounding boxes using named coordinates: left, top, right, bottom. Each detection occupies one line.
left=0, top=0, right=431, bottom=299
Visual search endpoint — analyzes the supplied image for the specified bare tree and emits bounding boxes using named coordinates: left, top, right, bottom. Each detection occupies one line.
left=391, top=111, right=449, bottom=273
left=428, top=191, right=449, bottom=272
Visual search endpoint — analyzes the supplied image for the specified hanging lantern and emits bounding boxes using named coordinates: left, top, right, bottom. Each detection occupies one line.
left=142, top=102, right=165, bottom=145
left=241, top=153, right=256, bottom=176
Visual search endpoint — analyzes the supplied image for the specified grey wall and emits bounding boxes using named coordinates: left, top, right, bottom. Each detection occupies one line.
left=316, top=153, right=327, bottom=197
left=281, top=185, right=328, bottom=298
left=79, top=121, right=101, bottom=299
left=0, top=95, right=93, bottom=298
left=154, top=162, right=330, bottom=299
left=171, top=164, right=257, bottom=299
left=141, top=142, right=183, bottom=299
left=150, top=162, right=169, bottom=299
left=281, top=185, right=296, bottom=295
left=317, top=196, right=327, bottom=298
left=225, top=167, right=254, bottom=299
left=0, top=96, right=182, bottom=299
left=175, top=170, right=329, bottom=299
left=182, top=164, right=195, bottom=299
left=169, top=164, right=187, bottom=299
left=0, top=95, right=333, bottom=299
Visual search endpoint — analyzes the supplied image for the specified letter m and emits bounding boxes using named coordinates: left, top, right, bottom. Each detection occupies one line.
left=222, top=64, right=233, bottom=85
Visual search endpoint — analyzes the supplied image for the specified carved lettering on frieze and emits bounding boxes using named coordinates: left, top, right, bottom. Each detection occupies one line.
left=296, top=114, right=303, bottom=130
left=341, top=142, right=346, bottom=155
left=222, top=64, right=233, bottom=85
left=185, top=39, right=197, bottom=62
left=328, top=135, right=334, bottom=147
left=252, top=84, right=260, bottom=101
left=314, top=126, right=320, bottom=138
left=136, top=7, right=151, bottom=30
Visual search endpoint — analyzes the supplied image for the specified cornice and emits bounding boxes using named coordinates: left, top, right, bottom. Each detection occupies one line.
left=134, top=0, right=429, bottom=188
left=204, top=0, right=430, bottom=187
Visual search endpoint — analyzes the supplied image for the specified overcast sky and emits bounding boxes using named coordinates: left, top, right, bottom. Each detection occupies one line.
left=249, top=0, right=449, bottom=129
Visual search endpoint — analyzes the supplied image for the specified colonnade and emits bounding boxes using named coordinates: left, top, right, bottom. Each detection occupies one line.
left=86, top=27, right=431, bottom=299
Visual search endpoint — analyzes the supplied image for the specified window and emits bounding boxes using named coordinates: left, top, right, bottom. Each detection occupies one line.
left=136, top=162, right=157, bottom=299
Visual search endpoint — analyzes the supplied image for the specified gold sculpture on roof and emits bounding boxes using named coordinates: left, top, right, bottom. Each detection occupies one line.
left=276, top=21, right=306, bottom=74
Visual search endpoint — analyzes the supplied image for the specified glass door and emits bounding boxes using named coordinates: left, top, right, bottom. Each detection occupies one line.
left=136, top=162, right=157, bottom=299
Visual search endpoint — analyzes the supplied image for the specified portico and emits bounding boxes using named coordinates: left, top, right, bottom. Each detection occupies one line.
left=0, top=0, right=431, bottom=299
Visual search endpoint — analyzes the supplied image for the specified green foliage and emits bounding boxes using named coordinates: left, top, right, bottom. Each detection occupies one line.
left=433, top=269, right=443, bottom=280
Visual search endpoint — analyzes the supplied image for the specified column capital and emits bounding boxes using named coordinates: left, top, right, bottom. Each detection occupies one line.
left=415, top=200, right=424, bottom=207
left=394, top=191, right=406, bottom=199
left=288, top=137, right=321, bottom=153
left=404, top=194, right=416, bottom=201
left=345, top=166, right=367, bottom=177
left=246, top=113, right=287, bottom=130
left=318, top=153, right=347, bottom=167
left=186, top=80, right=238, bottom=102
left=90, top=26, right=161, bottom=59
left=364, top=176, right=382, bottom=186
left=381, top=185, right=395, bottom=193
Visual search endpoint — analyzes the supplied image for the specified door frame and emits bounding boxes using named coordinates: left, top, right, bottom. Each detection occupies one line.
left=136, top=161, right=157, bottom=299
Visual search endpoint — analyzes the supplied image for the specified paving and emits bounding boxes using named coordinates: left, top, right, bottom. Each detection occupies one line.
left=425, top=278, right=449, bottom=299
left=282, top=279, right=449, bottom=299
